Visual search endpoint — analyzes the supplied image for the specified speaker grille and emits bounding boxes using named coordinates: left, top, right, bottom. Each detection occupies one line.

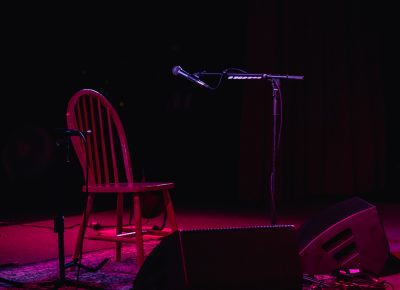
left=298, top=197, right=390, bottom=275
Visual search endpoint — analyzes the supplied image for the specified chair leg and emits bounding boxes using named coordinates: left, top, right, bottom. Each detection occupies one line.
left=73, top=193, right=95, bottom=262
left=163, top=189, right=178, bottom=231
left=133, top=194, right=144, bottom=268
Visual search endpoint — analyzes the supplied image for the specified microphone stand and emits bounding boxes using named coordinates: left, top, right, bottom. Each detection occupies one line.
left=0, top=130, right=107, bottom=290
left=194, top=70, right=303, bottom=226
left=38, top=129, right=108, bottom=289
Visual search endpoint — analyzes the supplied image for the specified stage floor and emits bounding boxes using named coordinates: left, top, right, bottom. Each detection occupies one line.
left=1, top=196, right=400, bottom=289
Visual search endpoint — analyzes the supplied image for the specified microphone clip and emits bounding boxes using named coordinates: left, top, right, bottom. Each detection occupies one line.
left=56, top=128, right=92, bottom=138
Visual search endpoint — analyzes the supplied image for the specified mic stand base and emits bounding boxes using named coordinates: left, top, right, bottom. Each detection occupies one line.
left=37, top=214, right=109, bottom=289
left=37, top=258, right=109, bottom=289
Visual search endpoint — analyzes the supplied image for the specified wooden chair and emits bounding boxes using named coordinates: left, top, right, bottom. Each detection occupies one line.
left=66, top=88, right=178, bottom=268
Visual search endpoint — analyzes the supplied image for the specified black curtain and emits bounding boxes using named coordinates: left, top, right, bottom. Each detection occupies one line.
left=239, top=1, right=390, bottom=204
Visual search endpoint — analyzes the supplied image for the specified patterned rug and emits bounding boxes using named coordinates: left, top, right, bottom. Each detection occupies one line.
left=2, top=239, right=399, bottom=290
left=0, top=241, right=160, bottom=290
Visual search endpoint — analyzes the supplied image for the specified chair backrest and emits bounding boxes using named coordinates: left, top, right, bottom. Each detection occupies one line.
left=66, top=88, right=134, bottom=186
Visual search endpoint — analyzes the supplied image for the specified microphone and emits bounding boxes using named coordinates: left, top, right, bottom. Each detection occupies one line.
left=172, top=66, right=211, bottom=89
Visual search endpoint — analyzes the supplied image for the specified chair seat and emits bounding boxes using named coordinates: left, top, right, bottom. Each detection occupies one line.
left=83, top=182, right=175, bottom=193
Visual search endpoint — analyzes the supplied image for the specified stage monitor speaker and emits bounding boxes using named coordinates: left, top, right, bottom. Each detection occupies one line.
left=298, top=196, right=390, bottom=275
left=133, top=225, right=303, bottom=290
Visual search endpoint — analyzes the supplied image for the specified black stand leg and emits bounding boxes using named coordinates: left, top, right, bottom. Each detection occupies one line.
left=55, top=215, right=66, bottom=282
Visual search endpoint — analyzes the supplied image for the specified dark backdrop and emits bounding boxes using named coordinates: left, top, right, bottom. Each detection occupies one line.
left=0, top=2, right=396, bottom=218
left=239, top=1, right=394, bottom=208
